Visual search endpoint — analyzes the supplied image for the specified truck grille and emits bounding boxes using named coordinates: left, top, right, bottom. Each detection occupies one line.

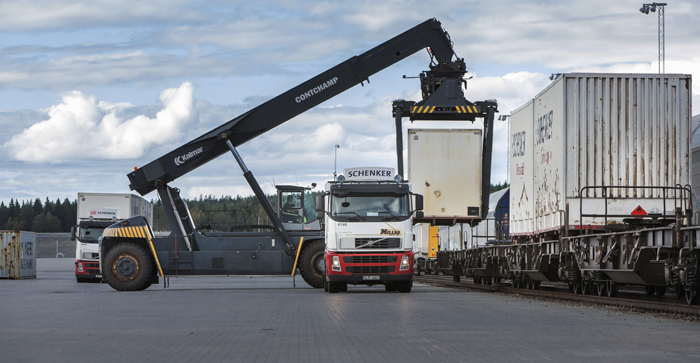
left=343, top=256, right=398, bottom=264
left=346, top=266, right=395, bottom=274
left=354, top=238, right=400, bottom=249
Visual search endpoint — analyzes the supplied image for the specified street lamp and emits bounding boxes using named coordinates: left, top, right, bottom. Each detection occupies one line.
left=639, top=3, right=667, bottom=73
left=333, top=144, right=340, bottom=181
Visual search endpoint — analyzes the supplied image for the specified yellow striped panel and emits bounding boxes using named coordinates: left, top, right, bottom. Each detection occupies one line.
left=461, top=106, right=467, bottom=113
left=412, top=106, right=417, bottom=113
left=429, top=106, right=435, bottom=113
left=455, top=106, right=461, bottom=113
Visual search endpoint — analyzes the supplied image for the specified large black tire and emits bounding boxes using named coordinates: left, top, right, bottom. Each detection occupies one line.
left=328, top=282, right=340, bottom=293
left=398, top=281, right=412, bottom=293
left=103, top=243, right=153, bottom=291
left=298, top=240, right=325, bottom=288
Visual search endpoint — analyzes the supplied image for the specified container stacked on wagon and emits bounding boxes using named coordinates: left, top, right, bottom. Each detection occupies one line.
left=434, top=73, right=700, bottom=305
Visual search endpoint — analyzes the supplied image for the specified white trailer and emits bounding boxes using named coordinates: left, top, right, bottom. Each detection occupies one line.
left=509, top=73, right=692, bottom=238
left=407, top=129, right=483, bottom=225
left=74, top=193, right=153, bottom=282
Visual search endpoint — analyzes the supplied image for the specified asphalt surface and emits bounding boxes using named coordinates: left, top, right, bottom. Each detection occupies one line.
left=1, top=258, right=699, bottom=363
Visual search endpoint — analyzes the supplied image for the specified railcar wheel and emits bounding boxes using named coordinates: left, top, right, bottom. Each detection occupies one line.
left=686, top=289, right=699, bottom=305
left=655, top=286, right=666, bottom=297
left=673, top=287, right=683, bottom=299
left=606, top=280, right=619, bottom=297
left=453, top=275, right=460, bottom=282
left=103, top=243, right=153, bottom=291
left=582, top=281, right=592, bottom=295
left=644, top=286, right=654, bottom=296
left=298, top=240, right=325, bottom=288
left=596, top=283, right=606, bottom=297
left=572, top=282, right=582, bottom=295
left=534, top=280, right=541, bottom=290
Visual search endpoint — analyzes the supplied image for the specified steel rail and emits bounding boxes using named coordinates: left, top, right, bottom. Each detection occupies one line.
left=415, top=275, right=700, bottom=315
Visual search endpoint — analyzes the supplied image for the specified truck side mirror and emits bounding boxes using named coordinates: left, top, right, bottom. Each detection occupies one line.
left=414, top=194, right=424, bottom=211
left=70, top=226, right=77, bottom=241
left=415, top=210, right=424, bottom=219
left=315, top=194, right=325, bottom=220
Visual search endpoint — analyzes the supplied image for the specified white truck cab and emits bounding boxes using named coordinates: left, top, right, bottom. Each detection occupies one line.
left=317, top=167, right=423, bottom=293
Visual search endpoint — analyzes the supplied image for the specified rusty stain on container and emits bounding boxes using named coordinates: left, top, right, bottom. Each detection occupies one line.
left=1, top=231, right=37, bottom=279
left=509, top=73, right=691, bottom=237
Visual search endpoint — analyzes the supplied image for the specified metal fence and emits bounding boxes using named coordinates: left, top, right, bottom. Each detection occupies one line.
left=36, top=233, right=73, bottom=258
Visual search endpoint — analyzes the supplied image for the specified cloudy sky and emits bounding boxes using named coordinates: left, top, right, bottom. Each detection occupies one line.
left=1, top=0, right=698, bottom=204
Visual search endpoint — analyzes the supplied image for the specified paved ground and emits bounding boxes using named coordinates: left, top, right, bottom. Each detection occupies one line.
left=1, top=258, right=699, bottom=363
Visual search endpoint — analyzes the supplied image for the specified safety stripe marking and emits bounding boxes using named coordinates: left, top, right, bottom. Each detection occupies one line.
left=429, top=106, right=435, bottom=113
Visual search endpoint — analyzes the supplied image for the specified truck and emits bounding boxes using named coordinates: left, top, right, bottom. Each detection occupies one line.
left=99, top=18, right=492, bottom=291
left=315, top=167, right=423, bottom=293
left=73, top=193, right=153, bottom=282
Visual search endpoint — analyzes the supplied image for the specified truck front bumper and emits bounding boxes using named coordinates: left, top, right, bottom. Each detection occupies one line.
left=325, top=251, right=414, bottom=284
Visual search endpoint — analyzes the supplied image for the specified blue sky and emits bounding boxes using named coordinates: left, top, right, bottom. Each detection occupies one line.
left=1, top=0, right=698, bottom=204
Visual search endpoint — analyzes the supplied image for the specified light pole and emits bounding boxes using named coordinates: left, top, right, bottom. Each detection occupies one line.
left=639, top=3, right=667, bottom=73
left=333, top=144, right=340, bottom=181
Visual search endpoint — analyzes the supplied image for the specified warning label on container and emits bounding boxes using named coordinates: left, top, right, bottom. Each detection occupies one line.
left=631, top=205, right=647, bottom=216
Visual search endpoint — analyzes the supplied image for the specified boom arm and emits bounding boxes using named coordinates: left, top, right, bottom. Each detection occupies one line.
left=128, top=18, right=461, bottom=196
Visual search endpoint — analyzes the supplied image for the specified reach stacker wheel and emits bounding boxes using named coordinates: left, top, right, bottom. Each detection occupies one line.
left=298, top=240, right=325, bottom=288
left=103, top=243, right=153, bottom=291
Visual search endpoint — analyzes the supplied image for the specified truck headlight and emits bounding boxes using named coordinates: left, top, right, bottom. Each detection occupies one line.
left=331, top=255, right=341, bottom=272
left=77, top=262, right=84, bottom=273
left=400, top=255, right=410, bottom=271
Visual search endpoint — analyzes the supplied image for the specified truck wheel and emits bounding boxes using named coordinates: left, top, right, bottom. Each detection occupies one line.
left=339, top=282, right=348, bottom=292
left=328, top=282, right=340, bottom=293
left=298, top=240, right=325, bottom=288
left=385, top=282, right=397, bottom=292
left=103, top=243, right=153, bottom=291
left=398, top=281, right=412, bottom=293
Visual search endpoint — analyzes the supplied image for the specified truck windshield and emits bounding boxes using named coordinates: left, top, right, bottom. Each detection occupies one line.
left=330, top=193, right=409, bottom=222
left=79, top=226, right=106, bottom=243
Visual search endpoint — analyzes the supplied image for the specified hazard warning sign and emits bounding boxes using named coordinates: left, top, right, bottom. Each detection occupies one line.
left=631, top=205, right=647, bottom=216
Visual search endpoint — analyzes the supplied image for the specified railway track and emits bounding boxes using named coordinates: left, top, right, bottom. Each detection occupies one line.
left=415, top=274, right=700, bottom=316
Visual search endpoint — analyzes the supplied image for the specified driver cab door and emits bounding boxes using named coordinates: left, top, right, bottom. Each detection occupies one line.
left=276, top=186, right=321, bottom=231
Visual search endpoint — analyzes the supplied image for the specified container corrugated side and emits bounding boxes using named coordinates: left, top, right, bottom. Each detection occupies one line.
left=407, top=129, right=483, bottom=223
left=0, top=231, right=37, bottom=279
left=510, top=73, right=692, bottom=236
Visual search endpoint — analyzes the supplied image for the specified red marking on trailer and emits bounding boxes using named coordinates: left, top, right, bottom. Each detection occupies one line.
left=631, top=206, right=647, bottom=216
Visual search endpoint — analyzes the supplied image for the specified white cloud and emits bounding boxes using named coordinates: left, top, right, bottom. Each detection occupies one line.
left=3, top=82, right=194, bottom=162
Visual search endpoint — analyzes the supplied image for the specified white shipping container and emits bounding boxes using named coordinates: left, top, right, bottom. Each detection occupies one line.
left=0, top=231, right=36, bottom=279
left=510, top=73, right=692, bottom=236
left=408, top=129, right=483, bottom=223
left=77, top=193, right=154, bottom=226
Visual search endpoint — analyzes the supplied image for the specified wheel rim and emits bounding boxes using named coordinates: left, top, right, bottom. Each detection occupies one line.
left=686, top=289, right=698, bottom=305
left=112, top=254, right=140, bottom=282
left=311, top=251, right=325, bottom=278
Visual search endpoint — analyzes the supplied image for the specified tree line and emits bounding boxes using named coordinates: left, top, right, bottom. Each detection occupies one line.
left=3, top=182, right=511, bottom=232
left=0, top=198, right=77, bottom=232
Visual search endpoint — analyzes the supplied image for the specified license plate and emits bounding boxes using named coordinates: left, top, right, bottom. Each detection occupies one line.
left=362, top=275, right=380, bottom=280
